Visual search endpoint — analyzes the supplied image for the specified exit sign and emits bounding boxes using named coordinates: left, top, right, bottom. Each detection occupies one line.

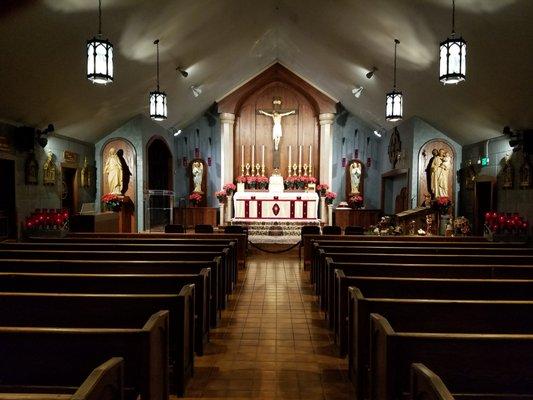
left=481, top=157, right=489, bottom=166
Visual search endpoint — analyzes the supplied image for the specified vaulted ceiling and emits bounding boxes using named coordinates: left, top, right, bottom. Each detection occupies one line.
left=0, top=0, right=531, bottom=145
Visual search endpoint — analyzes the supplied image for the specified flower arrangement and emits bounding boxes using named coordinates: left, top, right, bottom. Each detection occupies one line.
left=432, top=196, right=452, bottom=214
left=24, top=208, right=69, bottom=231
left=316, top=184, right=329, bottom=196
left=101, top=193, right=121, bottom=211
left=348, top=194, right=364, bottom=209
left=189, top=192, right=203, bottom=206
left=255, top=175, right=269, bottom=190
left=284, top=176, right=317, bottom=190
left=215, top=190, right=227, bottom=204
left=236, top=175, right=247, bottom=184
left=325, top=191, right=337, bottom=205
left=223, top=183, right=236, bottom=196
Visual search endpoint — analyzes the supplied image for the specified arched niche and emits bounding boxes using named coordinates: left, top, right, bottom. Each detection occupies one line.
left=101, top=138, right=137, bottom=203
left=147, top=136, right=173, bottom=191
left=417, top=139, right=456, bottom=204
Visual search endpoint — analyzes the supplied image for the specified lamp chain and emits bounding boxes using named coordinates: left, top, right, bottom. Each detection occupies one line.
left=155, top=39, right=160, bottom=91
left=393, top=39, right=399, bottom=88
left=452, top=0, right=456, bottom=35
left=98, top=0, right=102, bottom=35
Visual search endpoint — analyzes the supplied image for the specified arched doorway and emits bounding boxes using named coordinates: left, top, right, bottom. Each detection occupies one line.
left=147, top=136, right=173, bottom=191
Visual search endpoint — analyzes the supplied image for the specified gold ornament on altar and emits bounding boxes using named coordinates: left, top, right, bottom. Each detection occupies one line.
left=261, top=164, right=265, bottom=177
left=255, top=163, right=261, bottom=176
left=303, top=164, right=308, bottom=176
left=292, top=164, right=298, bottom=176
left=245, top=163, right=250, bottom=176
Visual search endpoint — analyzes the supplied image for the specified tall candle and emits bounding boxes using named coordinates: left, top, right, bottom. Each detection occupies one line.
left=288, top=145, right=292, bottom=167
left=251, top=145, right=255, bottom=167
left=262, top=145, right=265, bottom=166
left=298, top=145, right=302, bottom=168
left=241, top=145, right=245, bottom=169
left=309, top=145, right=312, bottom=173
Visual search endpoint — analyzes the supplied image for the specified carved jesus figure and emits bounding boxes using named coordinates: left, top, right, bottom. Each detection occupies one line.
left=258, top=109, right=296, bottom=151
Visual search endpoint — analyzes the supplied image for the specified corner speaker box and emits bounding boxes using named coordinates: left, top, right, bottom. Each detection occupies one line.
left=14, top=126, right=35, bottom=152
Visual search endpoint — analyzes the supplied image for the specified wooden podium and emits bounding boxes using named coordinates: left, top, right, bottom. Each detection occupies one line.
left=117, top=196, right=135, bottom=233
left=333, top=208, right=381, bottom=229
left=173, top=207, right=217, bottom=229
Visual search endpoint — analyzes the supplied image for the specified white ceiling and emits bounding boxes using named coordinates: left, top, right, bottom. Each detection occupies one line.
left=0, top=0, right=531, bottom=145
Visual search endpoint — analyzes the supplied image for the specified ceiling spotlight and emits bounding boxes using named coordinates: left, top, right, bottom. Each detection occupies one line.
left=173, top=129, right=182, bottom=137
left=352, top=86, right=364, bottom=98
left=191, top=85, right=202, bottom=97
left=373, top=130, right=382, bottom=138
left=366, top=66, right=378, bottom=79
left=176, top=66, right=188, bottom=78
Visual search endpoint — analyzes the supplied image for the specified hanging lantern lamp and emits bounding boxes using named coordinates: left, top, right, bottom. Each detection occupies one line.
left=149, top=39, right=167, bottom=121
left=439, top=0, right=467, bottom=84
left=385, top=39, right=403, bottom=122
left=87, top=0, right=113, bottom=84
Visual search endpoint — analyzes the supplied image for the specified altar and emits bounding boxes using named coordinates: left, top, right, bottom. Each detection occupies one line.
left=233, top=191, right=319, bottom=220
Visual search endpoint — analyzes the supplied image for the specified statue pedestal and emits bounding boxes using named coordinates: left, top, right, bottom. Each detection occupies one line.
left=117, top=196, right=134, bottom=233
left=225, top=194, right=233, bottom=223
left=320, top=197, right=326, bottom=224
left=219, top=203, right=225, bottom=226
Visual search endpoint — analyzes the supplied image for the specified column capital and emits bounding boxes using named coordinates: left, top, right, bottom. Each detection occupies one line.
left=220, top=112, right=236, bottom=125
left=319, top=113, right=335, bottom=125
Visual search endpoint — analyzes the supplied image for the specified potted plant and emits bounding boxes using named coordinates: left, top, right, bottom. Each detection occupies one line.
left=257, top=176, right=269, bottom=190
left=284, top=176, right=295, bottom=190
left=316, top=184, right=329, bottom=197
left=433, top=196, right=452, bottom=215
left=215, top=190, right=227, bottom=204
left=348, top=194, right=364, bottom=209
left=101, top=193, right=121, bottom=212
left=223, top=183, right=236, bottom=196
left=189, top=192, right=203, bottom=207
left=325, top=191, right=337, bottom=205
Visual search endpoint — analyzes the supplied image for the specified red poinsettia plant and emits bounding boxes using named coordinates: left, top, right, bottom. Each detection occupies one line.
left=223, top=182, right=236, bottom=196
left=236, top=175, right=247, bottom=184
left=189, top=192, right=203, bottom=206
left=215, top=190, right=227, bottom=204
left=348, top=194, right=364, bottom=209
left=325, top=191, right=337, bottom=205
left=433, top=196, right=452, bottom=214
left=255, top=175, right=269, bottom=190
left=316, top=184, right=329, bottom=196
left=101, top=193, right=121, bottom=211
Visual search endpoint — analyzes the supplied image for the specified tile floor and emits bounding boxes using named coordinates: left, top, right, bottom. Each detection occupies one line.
left=180, top=248, right=355, bottom=399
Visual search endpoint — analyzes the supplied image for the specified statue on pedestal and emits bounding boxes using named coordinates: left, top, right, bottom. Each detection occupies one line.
left=192, top=161, right=204, bottom=193
left=104, top=147, right=122, bottom=195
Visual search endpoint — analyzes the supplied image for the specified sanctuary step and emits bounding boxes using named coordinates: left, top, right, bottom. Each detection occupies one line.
left=231, top=219, right=320, bottom=244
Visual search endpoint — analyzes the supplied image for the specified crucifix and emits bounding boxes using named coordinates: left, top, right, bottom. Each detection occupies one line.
left=257, top=98, right=297, bottom=169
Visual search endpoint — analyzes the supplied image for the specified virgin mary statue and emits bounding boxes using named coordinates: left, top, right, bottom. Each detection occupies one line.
left=104, top=148, right=123, bottom=195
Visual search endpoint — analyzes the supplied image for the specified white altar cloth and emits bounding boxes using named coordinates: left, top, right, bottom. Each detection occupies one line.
left=233, top=191, right=319, bottom=220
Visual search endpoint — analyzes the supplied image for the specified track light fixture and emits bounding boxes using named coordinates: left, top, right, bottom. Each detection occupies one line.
left=366, top=66, right=378, bottom=79
left=191, top=85, right=202, bottom=97
left=176, top=66, right=188, bottom=78
left=352, top=86, right=364, bottom=98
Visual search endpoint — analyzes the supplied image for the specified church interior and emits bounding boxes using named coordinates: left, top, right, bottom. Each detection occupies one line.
left=0, top=0, right=532, bottom=399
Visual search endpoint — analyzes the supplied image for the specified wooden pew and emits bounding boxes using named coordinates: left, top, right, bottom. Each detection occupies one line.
left=335, top=275, right=533, bottom=355
left=0, top=258, right=221, bottom=327
left=0, top=271, right=210, bottom=355
left=30, top=232, right=248, bottom=270
left=0, top=311, right=169, bottom=400
left=0, top=248, right=232, bottom=309
left=316, top=252, right=533, bottom=307
left=0, top=288, right=195, bottom=396
left=348, top=287, right=533, bottom=400
left=302, top=234, right=522, bottom=267
left=3, top=241, right=239, bottom=292
left=370, top=313, right=533, bottom=400
left=0, top=357, right=124, bottom=400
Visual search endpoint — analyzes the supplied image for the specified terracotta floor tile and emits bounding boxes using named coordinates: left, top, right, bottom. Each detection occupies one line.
left=183, top=249, right=353, bottom=399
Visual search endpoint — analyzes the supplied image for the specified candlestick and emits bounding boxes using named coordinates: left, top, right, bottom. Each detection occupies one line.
left=288, top=145, right=292, bottom=176
left=298, top=145, right=302, bottom=176
left=255, top=163, right=261, bottom=177
left=251, top=145, right=255, bottom=175
left=245, top=163, right=250, bottom=176
left=309, top=145, right=312, bottom=176
left=292, top=163, right=298, bottom=177
left=303, top=164, right=308, bottom=176
left=261, top=145, right=265, bottom=174
left=241, top=145, right=245, bottom=175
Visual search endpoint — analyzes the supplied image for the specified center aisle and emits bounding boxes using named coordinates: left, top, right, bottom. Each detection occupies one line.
left=182, top=248, right=355, bottom=399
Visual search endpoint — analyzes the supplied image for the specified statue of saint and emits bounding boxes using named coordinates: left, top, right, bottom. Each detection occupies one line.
left=116, top=149, right=131, bottom=196
left=192, top=161, right=204, bottom=193
left=43, top=150, right=56, bottom=185
left=258, top=109, right=296, bottom=151
left=425, top=149, right=439, bottom=197
left=349, top=162, right=362, bottom=194
left=104, top=147, right=123, bottom=195
left=432, top=149, right=450, bottom=197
